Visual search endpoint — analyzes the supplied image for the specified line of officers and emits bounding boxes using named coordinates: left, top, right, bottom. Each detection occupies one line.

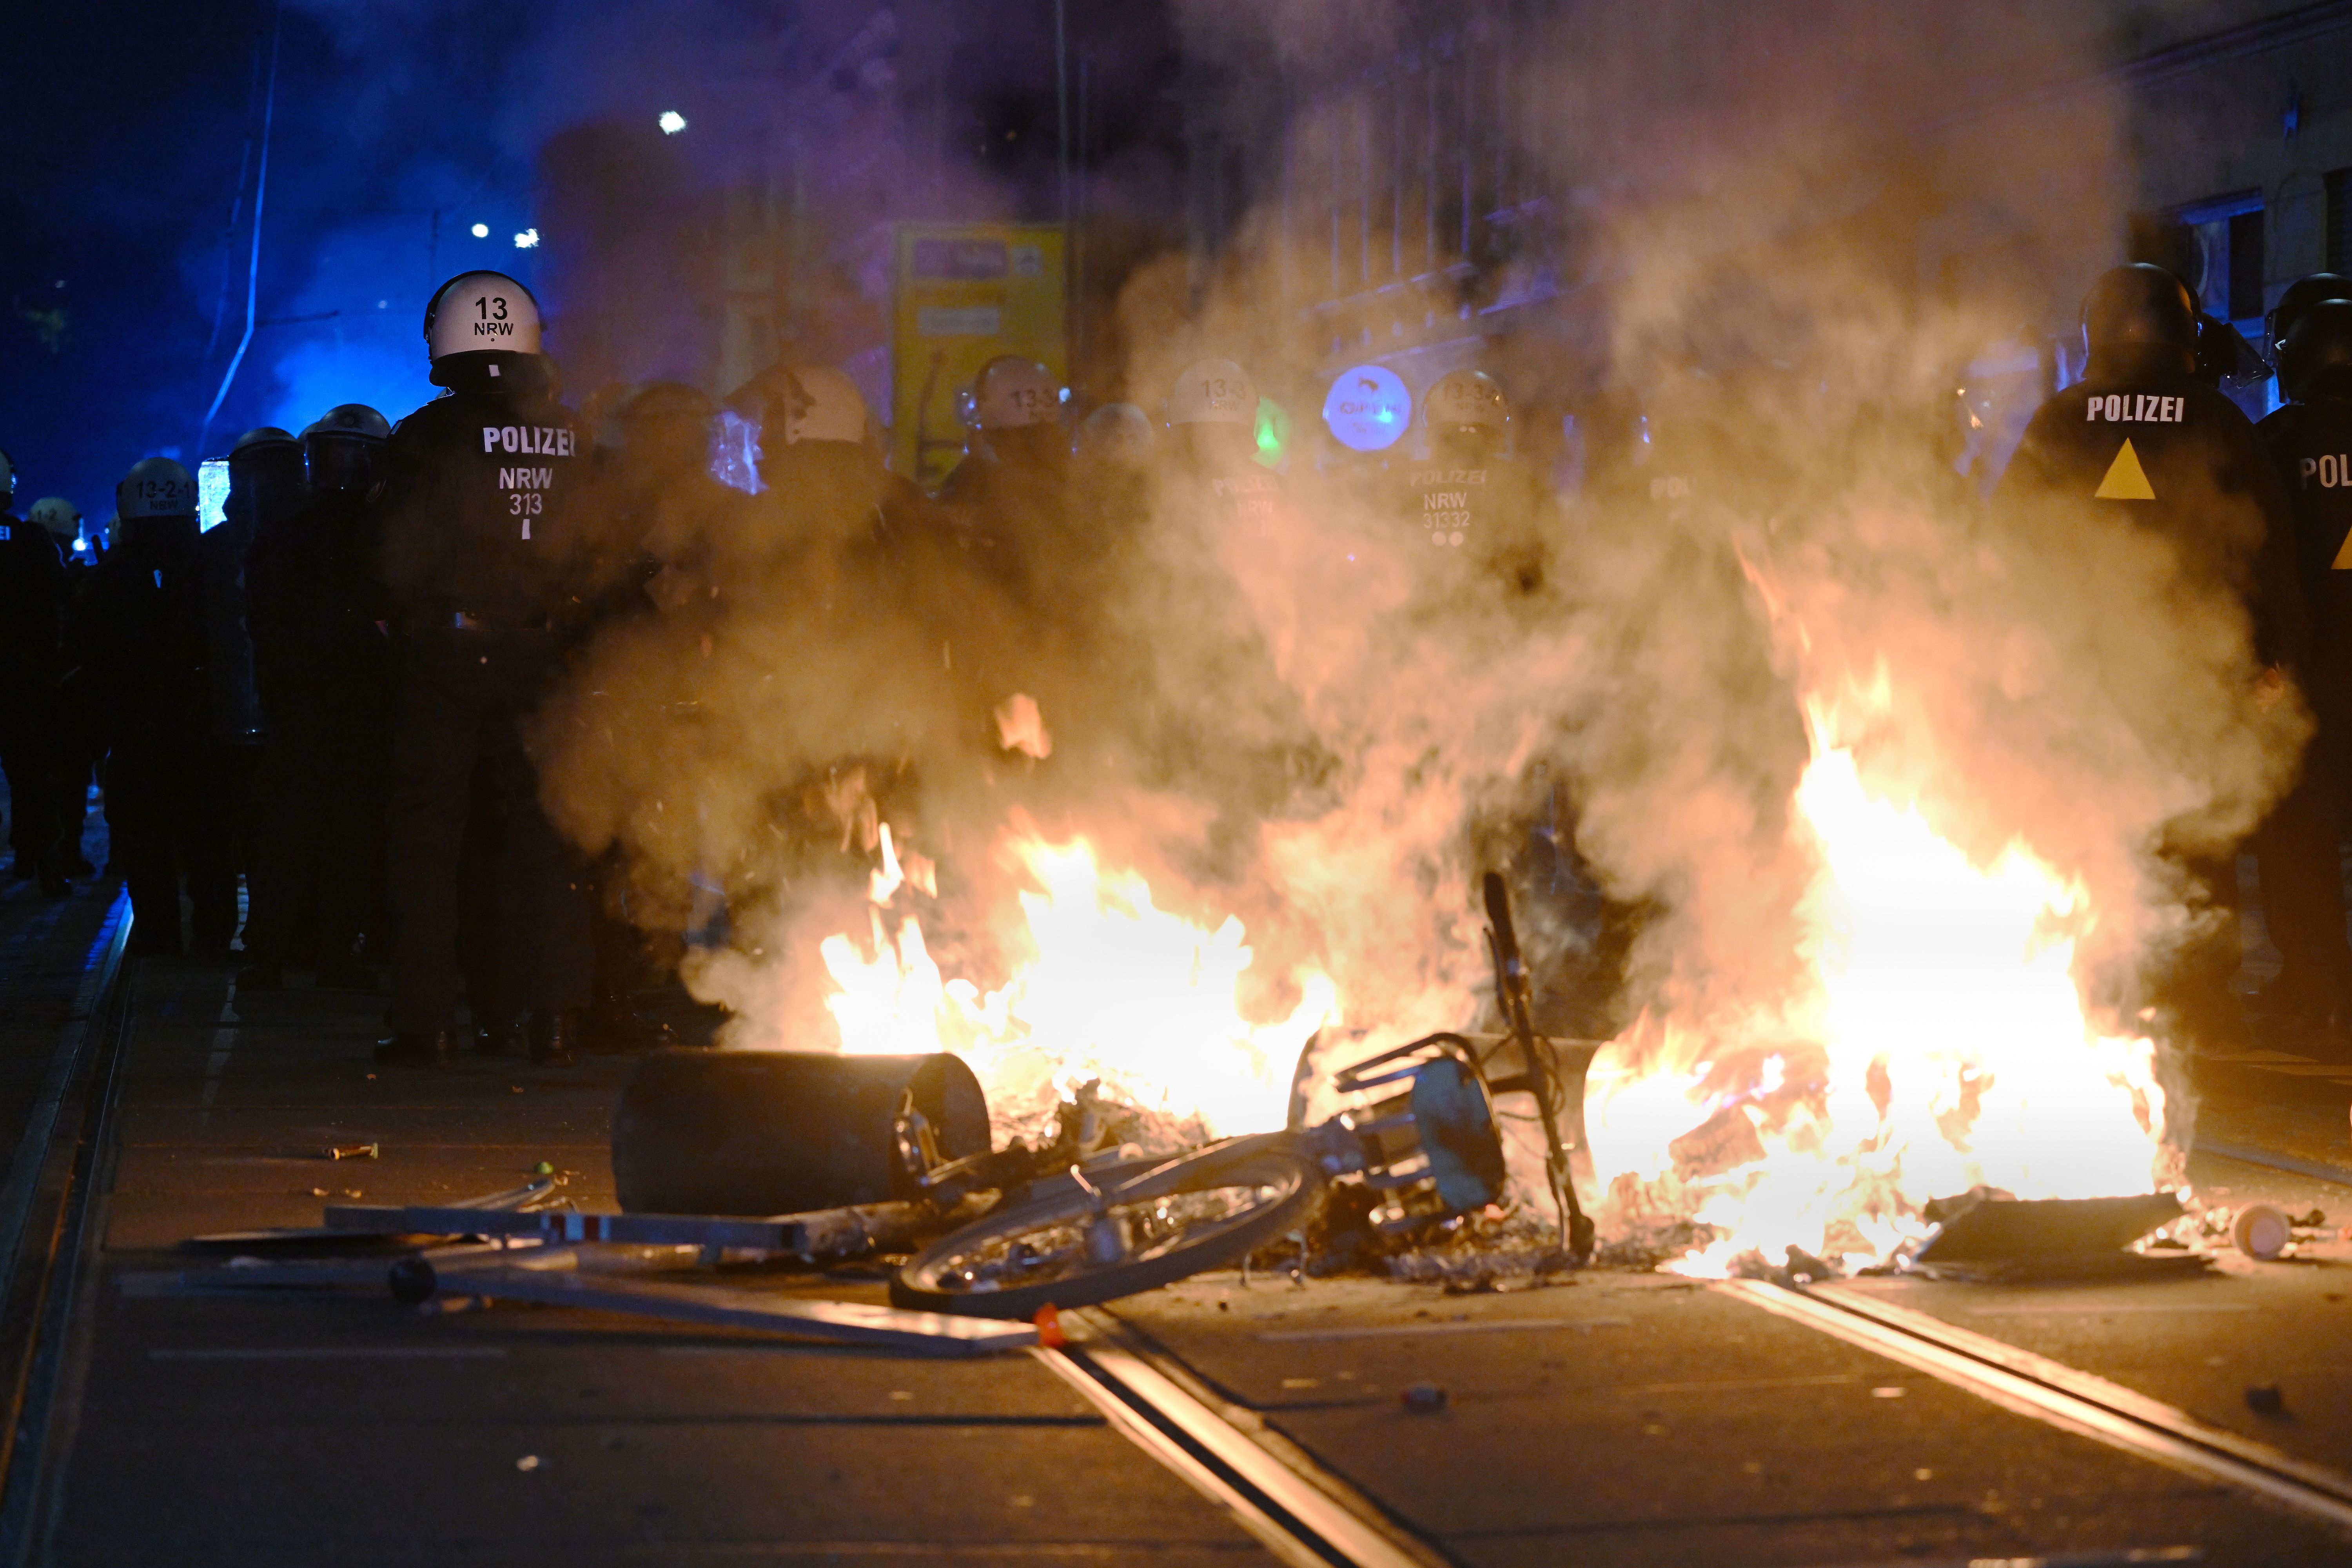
left=11, top=260, right=2352, bottom=1062
left=0, top=266, right=1525, bottom=1068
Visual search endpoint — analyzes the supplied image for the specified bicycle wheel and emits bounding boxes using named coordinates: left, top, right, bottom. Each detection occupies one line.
left=890, top=1140, right=1323, bottom=1318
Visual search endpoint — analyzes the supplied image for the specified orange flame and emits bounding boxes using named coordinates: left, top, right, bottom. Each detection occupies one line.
left=1587, top=691, right=2173, bottom=1274
left=822, top=827, right=1336, bottom=1144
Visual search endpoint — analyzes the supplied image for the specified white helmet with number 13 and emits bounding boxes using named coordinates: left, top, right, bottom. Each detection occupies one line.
left=423, top=271, right=544, bottom=361
left=1167, top=360, right=1255, bottom=426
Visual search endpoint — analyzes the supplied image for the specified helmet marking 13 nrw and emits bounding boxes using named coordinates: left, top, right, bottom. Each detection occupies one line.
left=973, top=357, right=1062, bottom=430
left=1424, top=369, right=1509, bottom=430
left=1169, top=359, right=1255, bottom=426
left=425, top=271, right=544, bottom=359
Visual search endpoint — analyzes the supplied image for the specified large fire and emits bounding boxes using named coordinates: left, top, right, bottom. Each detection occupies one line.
left=813, top=675, right=2174, bottom=1275
left=1585, top=685, right=2175, bottom=1275
left=821, top=823, right=1336, bottom=1147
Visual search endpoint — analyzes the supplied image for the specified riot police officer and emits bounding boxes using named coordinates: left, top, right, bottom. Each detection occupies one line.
left=242, top=410, right=396, bottom=990
left=376, top=272, right=594, bottom=1065
left=933, top=357, right=1075, bottom=603
left=2254, top=294, right=2352, bottom=1042
left=1393, top=370, right=1554, bottom=598
left=0, top=451, right=70, bottom=894
left=1994, top=263, right=2308, bottom=1050
left=79, top=458, right=238, bottom=951
left=1164, top=358, right=1285, bottom=536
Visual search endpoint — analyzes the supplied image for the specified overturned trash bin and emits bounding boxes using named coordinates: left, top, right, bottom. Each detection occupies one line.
left=612, top=1050, right=990, bottom=1217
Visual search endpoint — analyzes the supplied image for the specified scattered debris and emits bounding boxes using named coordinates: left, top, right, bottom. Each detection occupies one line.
left=533, top=1161, right=555, bottom=1176
left=515, top=1455, right=541, bottom=1472
left=323, top=1195, right=952, bottom=1261
left=324, top=1143, right=379, bottom=1161
left=1033, top=1304, right=1065, bottom=1348
left=1909, top=1192, right=2187, bottom=1282
left=402, top=1247, right=1036, bottom=1354
left=2231, top=1204, right=2291, bottom=1261
left=1399, top=1382, right=1448, bottom=1412
left=2246, top=1384, right=2286, bottom=1416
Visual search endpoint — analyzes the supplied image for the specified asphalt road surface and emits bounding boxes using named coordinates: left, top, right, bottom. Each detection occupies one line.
left=0, top=838, right=2349, bottom=1564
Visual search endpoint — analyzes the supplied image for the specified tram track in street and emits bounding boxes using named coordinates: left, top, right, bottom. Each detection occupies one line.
left=1042, top=1308, right=1454, bottom=1568
left=0, top=892, right=131, bottom=1558
left=1724, top=1278, right=2352, bottom=1540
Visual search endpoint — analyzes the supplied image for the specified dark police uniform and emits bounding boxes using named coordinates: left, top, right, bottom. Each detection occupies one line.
left=78, top=513, right=239, bottom=951
left=244, top=481, right=394, bottom=979
left=2257, top=394, right=2352, bottom=1023
left=377, top=385, right=593, bottom=1047
left=1996, top=358, right=2307, bottom=1047
left=1391, top=449, right=1554, bottom=599
left=0, top=505, right=69, bottom=890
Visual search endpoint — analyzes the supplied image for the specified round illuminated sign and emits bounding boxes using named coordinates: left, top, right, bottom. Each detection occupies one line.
left=1321, top=364, right=1410, bottom=452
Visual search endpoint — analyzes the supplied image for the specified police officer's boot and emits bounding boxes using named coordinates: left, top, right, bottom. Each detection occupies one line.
left=525, top=1009, right=577, bottom=1067
left=472, top=1014, right=524, bottom=1057
left=374, top=1029, right=459, bottom=1066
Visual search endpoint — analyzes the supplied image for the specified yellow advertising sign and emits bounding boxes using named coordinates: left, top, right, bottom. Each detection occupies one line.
left=890, top=222, right=1066, bottom=490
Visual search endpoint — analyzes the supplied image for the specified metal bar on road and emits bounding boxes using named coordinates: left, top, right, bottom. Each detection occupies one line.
left=1722, top=1279, right=2352, bottom=1535
left=429, top=1264, right=1036, bottom=1356
left=323, top=1197, right=935, bottom=1259
left=2194, top=1140, right=2352, bottom=1190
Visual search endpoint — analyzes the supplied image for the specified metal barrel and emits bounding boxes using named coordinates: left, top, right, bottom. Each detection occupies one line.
left=610, top=1050, right=990, bottom=1217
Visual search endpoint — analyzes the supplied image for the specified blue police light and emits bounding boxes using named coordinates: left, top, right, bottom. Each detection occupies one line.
left=710, top=409, right=764, bottom=495
left=197, top=458, right=230, bottom=533
left=1322, top=364, right=1410, bottom=452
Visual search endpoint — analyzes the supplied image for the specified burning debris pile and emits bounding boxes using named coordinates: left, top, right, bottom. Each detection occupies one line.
left=516, top=7, right=2313, bottom=1290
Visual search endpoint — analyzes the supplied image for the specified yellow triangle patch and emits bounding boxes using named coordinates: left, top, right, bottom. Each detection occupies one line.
left=2333, top=529, right=2352, bottom=570
left=2094, top=438, right=2156, bottom=501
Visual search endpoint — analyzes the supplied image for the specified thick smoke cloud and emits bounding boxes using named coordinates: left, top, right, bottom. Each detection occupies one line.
left=519, top=2, right=2298, bottom=1237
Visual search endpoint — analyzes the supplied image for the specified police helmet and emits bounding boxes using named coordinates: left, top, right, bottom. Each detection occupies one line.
left=303, top=404, right=391, bottom=442
left=2280, top=299, right=2352, bottom=402
left=1424, top=369, right=1510, bottom=431
left=972, top=357, right=1062, bottom=430
left=302, top=405, right=388, bottom=494
left=425, top=271, right=543, bottom=360
left=1167, top=359, right=1256, bottom=425
left=2271, top=273, right=2352, bottom=356
left=117, top=457, right=198, bottom=519
left=620, top=382, right=716, bottom=426
left=1079, top=402, right=1154, bottom=463
left=28, top=496, right=79, bottom=538
left=230, top=426, right=298, bottom=458
left=2081, top=264, right=2198, bottom=374
left=768, top=366, right=868, bottom=446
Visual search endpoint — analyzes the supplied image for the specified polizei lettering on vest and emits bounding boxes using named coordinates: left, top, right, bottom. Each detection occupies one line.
left=2299, top=454, right=2352, bottom=490
left=2085, top=393, right=2187, bottom=425
left=479, top=426, right=577, bottom=457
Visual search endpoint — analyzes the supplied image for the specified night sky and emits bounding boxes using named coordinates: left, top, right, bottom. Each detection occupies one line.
left=6, top=1, right=562, bottom=522
left=4, top=0, right=1174, bottom=530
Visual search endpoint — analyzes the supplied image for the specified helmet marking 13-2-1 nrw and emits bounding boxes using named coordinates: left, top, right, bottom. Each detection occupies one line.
left=118, top=457, right=198, bottom=519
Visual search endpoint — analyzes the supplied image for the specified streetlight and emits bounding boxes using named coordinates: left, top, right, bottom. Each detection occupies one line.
left=658, top=110, right=686, bottom=135
left=514, top=228, right=540, bottom=249
left=471, top=222, right=490, bottom=238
